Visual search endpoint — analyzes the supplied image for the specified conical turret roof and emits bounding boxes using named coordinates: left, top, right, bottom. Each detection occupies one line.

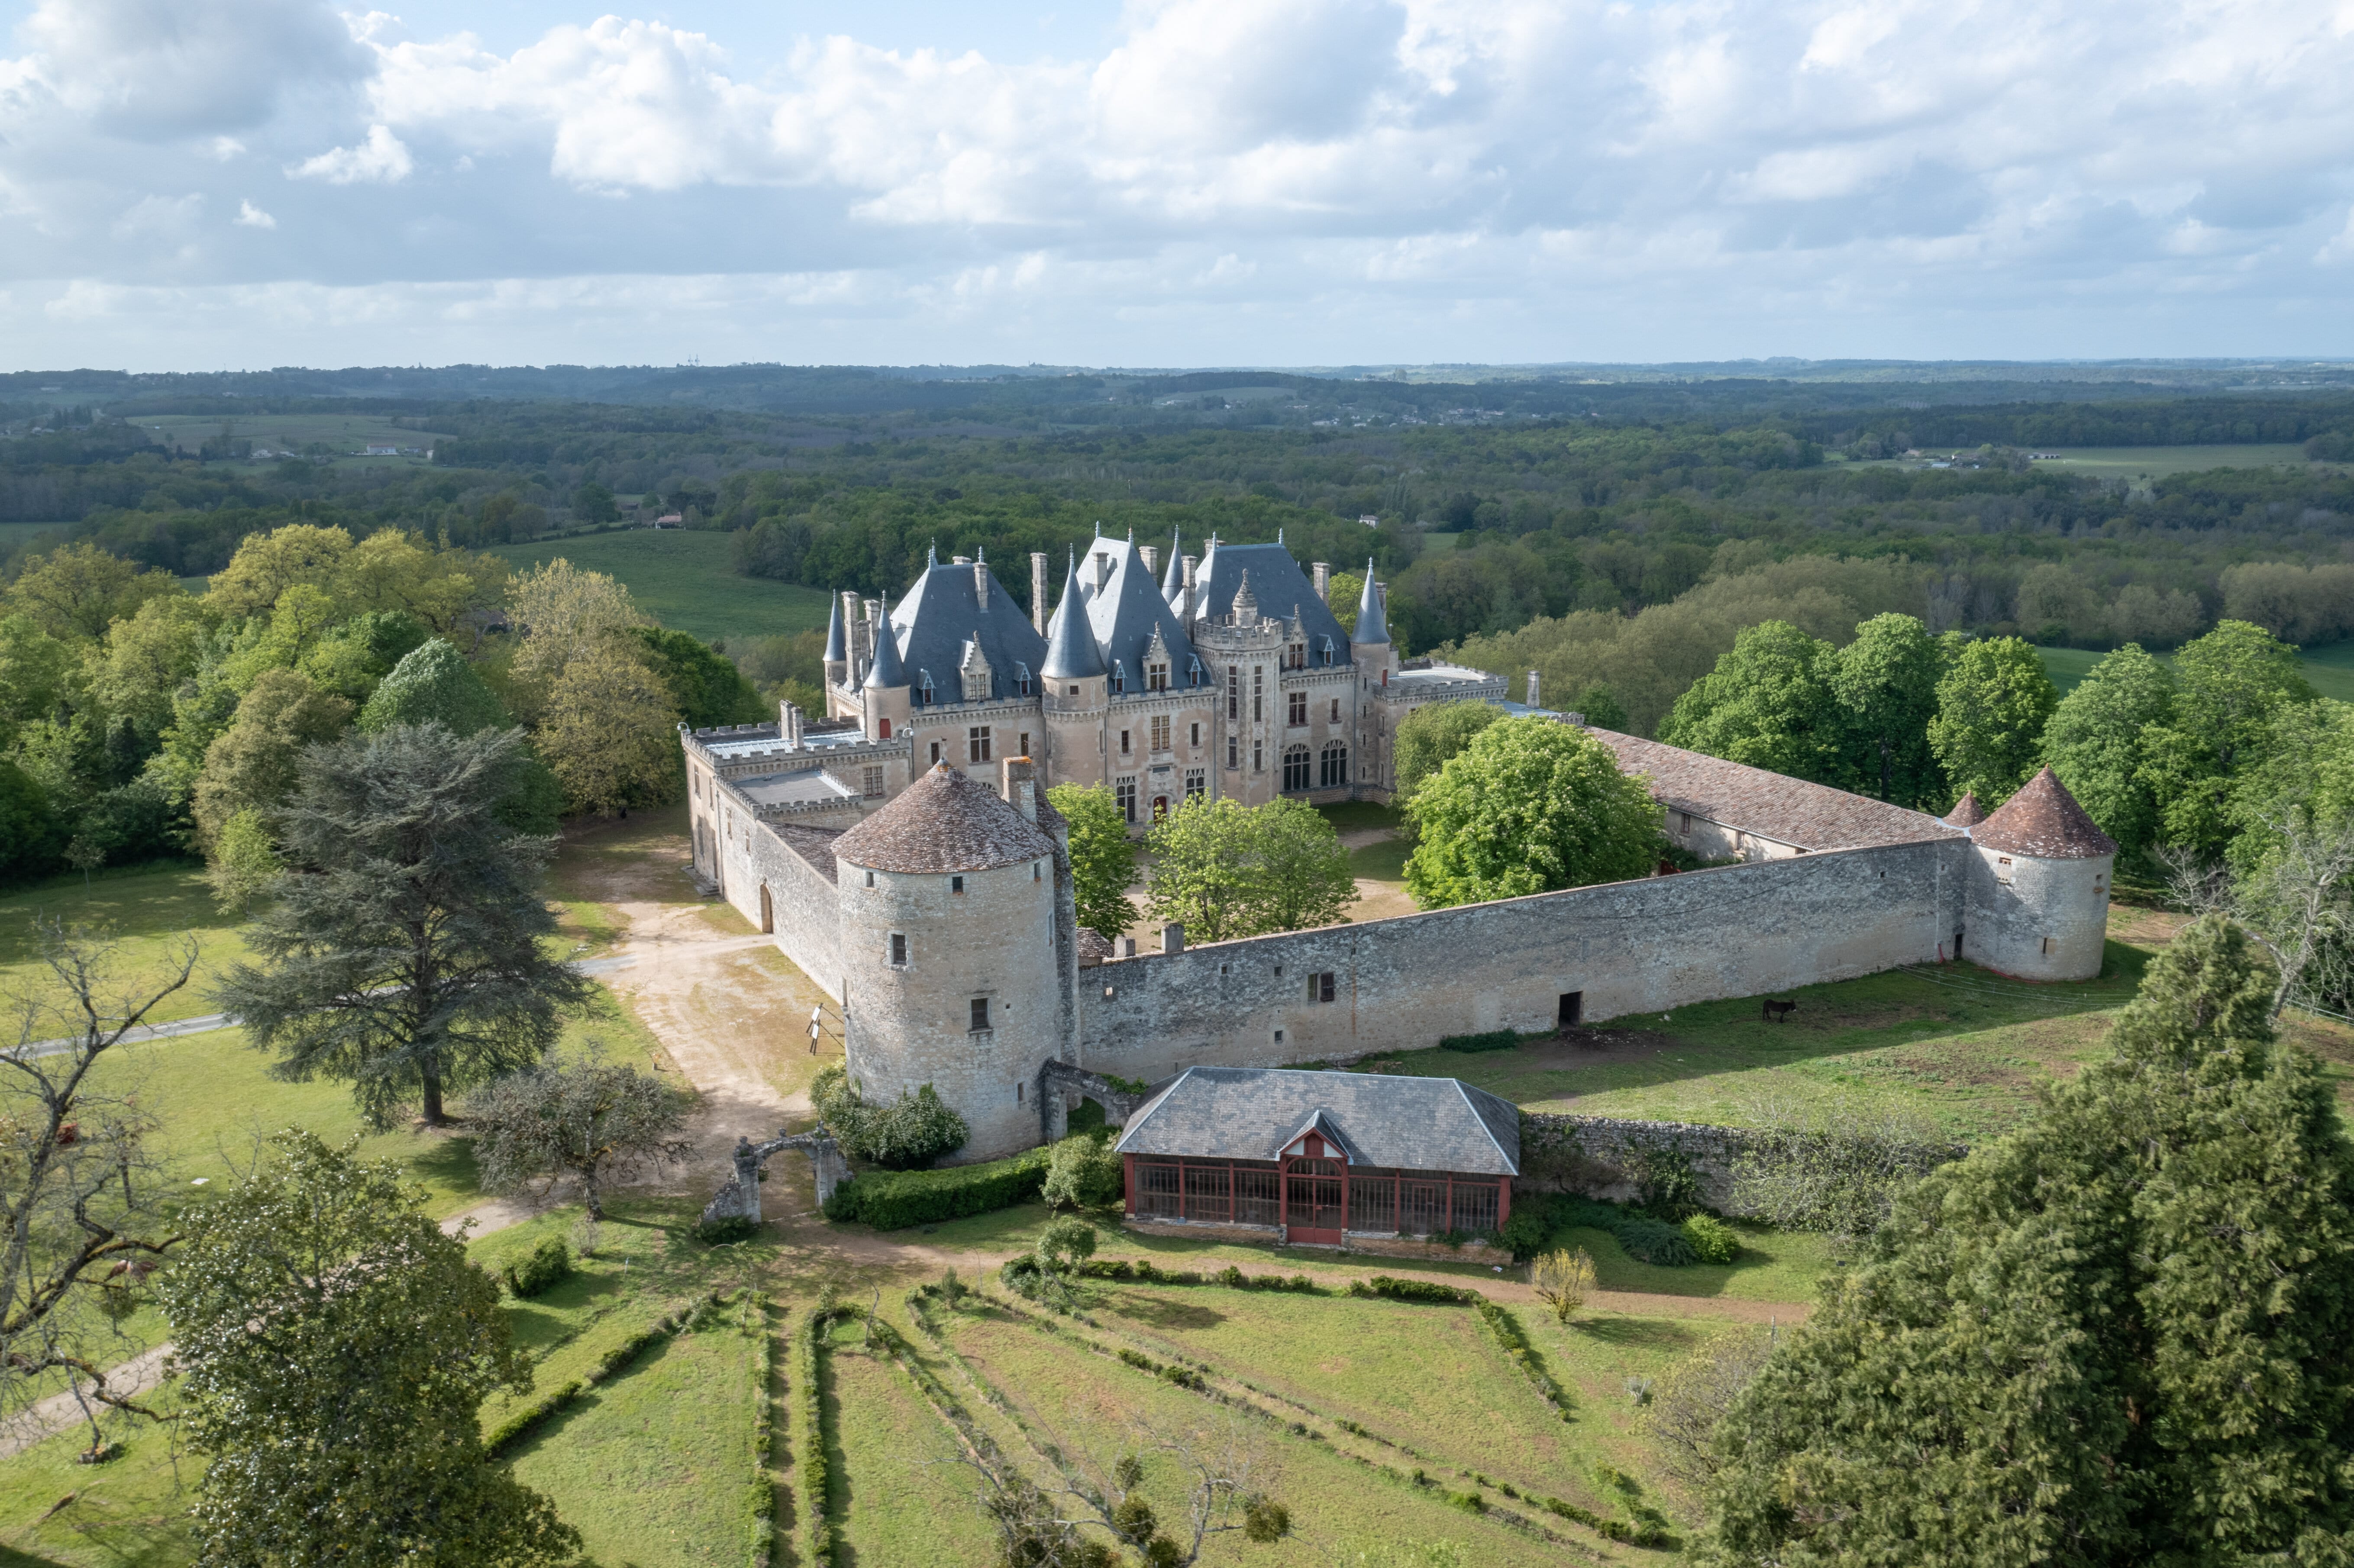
left=833, top=762, right=1056, bottom=873
left=1040, top=551, right=1106, bottom=680
left=1973, top=767, right=2116, bottom=859
left=1944, top=791, right=1984, bottom=827
left=861, top=590, right=907, bottom=689
left=1351, top=557, right=1388, bottom=645
left=1161, top=529, right=1185, bottom=605
left=823, top=593, right=846, bottom=662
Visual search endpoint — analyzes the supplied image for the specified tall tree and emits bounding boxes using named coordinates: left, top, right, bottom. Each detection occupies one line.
left=1828, top=613, right=1943, bottom=805
left=1, top=924, right=194, bottom=1432
left=214, top=723, right=592, bottom=1127
left=1927, top=635, right=2057, bottom=806
left=535, top=641, right=681, bottom=816
left=630, top=626, right=767, bottom=729
left=1404, top=717, right=1662, bottom=909
left=2142, top=619, right=2317, bottom=855
left=1046, top=782, right=1138, bottom=940
left=1393, top=699, right=1502, bottom=810
left=2042, top=643, right=2177, bottom=855
left=158, top=1130, right=579, bottom=1568
left=468, top=1056, right=692, bottom=1220
left=507, top=558, right=646, bottom=684
left=0, top=541, right=180, bottom=642
left=1702, top=917, right=2354, bottom=1566
left=1659, top=620, right=1841, bottom=784
left=1144, top=796, right=1357, bottom=942
left=189, top=668, right=352, bottom=852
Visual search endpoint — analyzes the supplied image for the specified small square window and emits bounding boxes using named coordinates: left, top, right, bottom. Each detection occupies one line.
left=951, top=875, right=965, bottom=894
left=970, top=997, right=991, bottom=1032
left=889, top=932, right=907, bottom=966
left=1273, top=1029, right=1285, bottom=1043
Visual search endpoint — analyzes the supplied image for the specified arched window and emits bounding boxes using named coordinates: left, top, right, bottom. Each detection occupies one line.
left=1320, top=740, right=1348, bottom=789
left=1282, top=744, right=1312, bottom=792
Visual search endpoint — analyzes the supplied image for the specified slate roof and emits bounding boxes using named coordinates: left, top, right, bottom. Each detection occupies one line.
left=773, top=824, right=844, bottom=884
left=1972, top=767, right=2118, bottom=859
left=1188, top=540, right=1353, bottom=659
left=831, top=762, right=1058, bottom=873
left=1591, top=729, right=1963, bottom=851
left=737, top=768, right=857, bottom=809
left=823, top=594, right=846, bottom=663
left=1082, top=532, right=1209, bottom=692
left=1041, top=551, right=1108, bottom=680
left=1944, top=791, right=1986, bottom=827
left=886, top=553, right=1047, bottom=703
left=1115, top=1067, right=1520, bottom=1176
left=1159, top=527, right=1187, bottom=606
left=862, top=590, right=907, bottom=689
left=1351, top=555, right=1389, bottom=645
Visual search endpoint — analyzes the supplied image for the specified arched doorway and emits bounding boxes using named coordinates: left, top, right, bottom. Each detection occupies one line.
left=1283, top=1157, right=1344, bottom=1245
left=1152, top=794, right=1169, bottom=820
left=758, top=884, right=774, bottom=934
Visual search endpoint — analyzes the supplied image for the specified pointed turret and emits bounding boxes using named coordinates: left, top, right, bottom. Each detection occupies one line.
left=1351, top=557, right=1388, bottom=646
left=862, top=592, right=907, bottom=690
left=1973, top=768, right=2116, bottom=859
left=1040, top=552, right=1106, bottom=680
left=1232, top=570, right=1258, bottom=626
left=1161, top=529, right=1185, bottom=607
left=1944, top=791, right=1985, bottom=828
left=822, top=593, right=848, bottom=688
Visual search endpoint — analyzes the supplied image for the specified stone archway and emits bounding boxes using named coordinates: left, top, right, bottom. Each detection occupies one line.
left=758, top=884, right=774, bottom=934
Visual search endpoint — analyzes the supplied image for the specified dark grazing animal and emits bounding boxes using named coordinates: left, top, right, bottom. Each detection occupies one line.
left=1761, top=999, right=1799, bottom=1023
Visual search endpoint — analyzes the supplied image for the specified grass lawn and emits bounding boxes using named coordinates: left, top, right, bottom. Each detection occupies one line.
left=944, top=1303, right=1567, bottom=1565
left=0, top=862, right=251, bottom=1027
left=0, top=520, right=71, bottom=554
left=486, top=530, right=834, bottom=648
left=2038, top=641, right=2354, bottom=702
left=1318, top=800, right=1403, bottom=834
left=1348, top=836, right=1411, bottom=881
left=824, top=1324, right=1002, bottom=1568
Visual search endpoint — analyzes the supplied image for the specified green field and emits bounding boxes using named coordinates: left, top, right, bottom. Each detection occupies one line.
left=486, top=529, right=833, bottom=648
left=2024, top=444, right=2321, bottom=477
left=129, top=413, right=447, bottom=464
left=2038, top=641, right=2354, bottom=701
left=0, top=520, right=72, bottom=554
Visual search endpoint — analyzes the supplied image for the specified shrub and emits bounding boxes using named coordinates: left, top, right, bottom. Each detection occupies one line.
left=1680, top=1213, right=1739, bottom=1264
left=693, top=1213, right=759, bottom=1245
left=1555, top=1196, right=1700, bottom=1266
left=823, top=1143, right=1054, bottom=1229
left=1349, top=1275, right=1476, bottom=1304
left=811, top=1064, right=968, bottom=1170
left=794, top=1312, right=832, bottom=1566
left=504, top=1237, right=572, bottom=1298
left=1041, top=1133, right=1124, bottom=1210
left=1438, top=1029, right=1520, bottom=1053
left=1530, top=1247, right=1597, bottom=1323
left=1498, top=1210, right=1550, bottom=1259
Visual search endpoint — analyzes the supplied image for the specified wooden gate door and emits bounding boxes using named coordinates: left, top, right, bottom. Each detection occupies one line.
left=1283, top=1158, right=1345, bottom=1245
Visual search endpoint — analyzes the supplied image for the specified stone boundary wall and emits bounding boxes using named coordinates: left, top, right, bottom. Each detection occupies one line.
left=713, top=790, right=846, bottom=1002
left=1519, top=1112, right=1967, bottom=1215
left=1036, top=1061, right=1157, bottom=1145
left=1076, top=838, right=1972, bottom=1082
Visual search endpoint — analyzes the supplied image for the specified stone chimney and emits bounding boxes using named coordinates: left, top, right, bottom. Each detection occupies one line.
left=1118, top=935, right=1137, bottom=958
left=974, top=560, right=989, bottom=608
left=780, top=700, right=804, bottom=745
left=1161, top=922, right=1185, bottom=954
left=1141, top=545, right=1159, bottom=578
left=1526, top=669, right=1540, bottom=709
left=1094, top=549, right=1114, bottom=593
left=1001, top=755, right=1037, bottom=822
left=1312, top=561, right=1330, bottom=603
left=1181, top=555, right=1199, bottom=620
left=1030, top=552, right=1049, bottom=634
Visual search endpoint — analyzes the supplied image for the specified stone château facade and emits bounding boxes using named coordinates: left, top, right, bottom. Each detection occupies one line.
left=680, top=537, right=2117, bottom=1165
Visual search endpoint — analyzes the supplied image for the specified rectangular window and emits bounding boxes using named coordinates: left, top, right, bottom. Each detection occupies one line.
left=969, top=997, right=991, bottom=1032
left=929, top=740, right=943, bottom=765
left=951, top=875, right=965, bottom=894
left=1189, top=721, right=1201, bottom=747
left=1348, top=1172, right=1395, bottom=1233
left=1149, top=662, right=1169, bottom=692
left=1253, top=666, right=1263, bottom=721
left=2042, top=936, right=2056, bottom=954
left=1018, top=732, right=1031, bottom=758
left=1227, top=667, right=1239, bottom=720
left=1227, top=734, right=1238, bottom=769
left=1183, top=1163, right=1231, bottom=1223
left=1137, top=1161, right=1181, bottom=1219
left=1400, top=1180, right=1447, bottom=1237
left=1120, top=729, right=1131, bottom=755
left=1452, top=1182, right=1500, bottom=1234
left=1997, top=856, right=2014, bottom=885
left=1288, top=690, right=1307, bottom=726
left=1252, top=741, right=1263, bottom=771
left=1329, top=698, right=1340, bottom=723
left=1117, top=777, right=1137, bottom=822
left=968, top=726, right=992, bottom=764
left=1150, top=715, right=1171, bottom=752
left=1233, top=1167, right=1281, bottom=1226
left=862, top=765, right=884, bottom=798
left=1185, top=768, right=1205, bottom=801
left=889, top=933, right=907, bottom=966
left=1308, top=971, right=1336, bottom=1003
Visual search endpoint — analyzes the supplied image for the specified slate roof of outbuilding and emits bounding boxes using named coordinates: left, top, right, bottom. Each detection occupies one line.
left=831, top=762, right=1058, bottom=873
left=885, top=554, right=1047, bottom=702
left=1944, top=791, right=1986, bottom=827
left=1114, top=1067, right=1520, bottom=1176
left=1589, top=729, right=1964, bottom=851
left=1971, top=767, right=2118, bottom=859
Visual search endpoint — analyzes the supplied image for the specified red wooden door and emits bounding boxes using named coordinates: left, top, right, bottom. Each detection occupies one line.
left=1283, top=1157, right=1344, bottom=1244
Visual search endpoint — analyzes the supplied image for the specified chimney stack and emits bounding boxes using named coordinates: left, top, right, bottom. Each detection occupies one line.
left=1180, top=555, right=1199, bottom=620
left=1141, top=545, right=1159, bottom=578
left=1526, top=669, right=1540, bottom=709
left=974, top=560, right=989, bottom=608
left=1001, top=755, right=1037, bottom=822
left=1030, top=552, right=1049, bottom=634
left=1312, top=561, right=1330, bottom=603
left=780, top=700, right=804, bottom=745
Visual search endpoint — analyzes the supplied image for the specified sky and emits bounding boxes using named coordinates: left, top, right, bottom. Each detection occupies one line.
left=4, top=0, right=2354, bottom=371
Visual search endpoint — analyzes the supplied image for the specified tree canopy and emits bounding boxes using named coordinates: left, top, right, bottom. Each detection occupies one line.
left=1828, top=612, right=1944, bottom=807
left=1702, top=917, right=2354, bottom=1566
left=1393, top=699, right=1503, bottom=809
left=1404, top=717, right=1662, bottom=908
left=1143, top=795, right=1357, bottom=942
left=2042, top=642, right=2177, bottom=855
left=1047, top=781, right=1139, bottom=940
left=1658, top=620, right=1842, bottom=784
left=1928, top=634, right=2058, bottom=806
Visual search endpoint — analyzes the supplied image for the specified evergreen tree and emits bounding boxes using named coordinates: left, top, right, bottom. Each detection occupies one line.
left=1928, top=635, right=2057, bottom=805
left=360, top=639, right=562, bottom=835
left=1046, top=782, right=1138, bottom=941
left=214, top=723, right=592, bottom=1127
left=158, top=1130, right=578, bottom=1568
left=1702, top=917, right=2354, bottom=1567
left=1659, top=621, right=1841, bottom=784
left=1404, top=717, right=1662, bottom=908
left=1828, top=613, right=1943, bottom=806
left=2043, top=643, right=2177, bottom=855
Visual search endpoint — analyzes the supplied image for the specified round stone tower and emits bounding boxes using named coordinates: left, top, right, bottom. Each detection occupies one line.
left=1961, top=766, right=2116, bottom=981
left=832, top=758, right=1073, bottom=1162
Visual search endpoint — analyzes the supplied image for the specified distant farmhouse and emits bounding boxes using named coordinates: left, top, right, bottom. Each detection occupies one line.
left=681, top=535, right=2115, bottom=1165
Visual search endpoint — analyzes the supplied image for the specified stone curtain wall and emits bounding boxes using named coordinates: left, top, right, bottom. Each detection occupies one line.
left=714, top=792, right=846, bottom=1001
left=1076, top=839, right=1971, bottom=1081
left=1519, top=1112, right=1967, bottom=1214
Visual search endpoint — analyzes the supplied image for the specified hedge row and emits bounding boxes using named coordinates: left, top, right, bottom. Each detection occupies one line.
left=1439, top=1029, right=1522, bottom=1053
left=1474, top=1301, right=1573, bottom=1422
left=747, top=1294, right=774, bottom=1568
left=821, top=1144, right=1054, bottom=1230
left=1347, top=1274, right=1479, bottom=1304
left=794, top=1311, right=832, bottom=1567
left=485, top=1292, right=720, bottom=1455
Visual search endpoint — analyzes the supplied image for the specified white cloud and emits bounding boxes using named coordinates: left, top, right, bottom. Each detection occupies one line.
left=235, top=199, right=276, bottom=229
left=18, top=0, right=366, bottom=140
left=288, top=124, right=413, bottom=184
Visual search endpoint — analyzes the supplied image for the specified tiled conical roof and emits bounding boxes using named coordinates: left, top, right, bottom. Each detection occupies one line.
left=1944, top=791, right=1985, bottom=827
left=833, top=762, right=1056, bottom=873
left=1973, top=767, right=2117, bottom=859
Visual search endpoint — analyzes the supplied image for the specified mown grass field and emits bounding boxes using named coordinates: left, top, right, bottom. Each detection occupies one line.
left=0, top=861, right=251, bottom=1026
left=2038, top=640, right=2354, bottom=701
left=2024, top=443, right=2322, bottom=477
left=128, top=413, right=446, bottom=460
left=486, top=529, right=833, bottom=648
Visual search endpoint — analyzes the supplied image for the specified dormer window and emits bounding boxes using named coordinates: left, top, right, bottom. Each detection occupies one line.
left=1015, top=661, right=1033, bottom=697
left=1188, top=655, right=1204, bottom=687
left=1111, top=660, right=1127, bottom=695
left=1319, top=636, right=1335, bottom=665
left=1148, top=661, right=1169, bottom=691
left=960, top=638, right=992, bottom=702
left=918, top=671, right=936, bottom=705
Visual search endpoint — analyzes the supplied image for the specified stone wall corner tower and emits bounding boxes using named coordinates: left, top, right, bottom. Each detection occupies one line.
left=1960, top=767, right=2116, bottom=981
